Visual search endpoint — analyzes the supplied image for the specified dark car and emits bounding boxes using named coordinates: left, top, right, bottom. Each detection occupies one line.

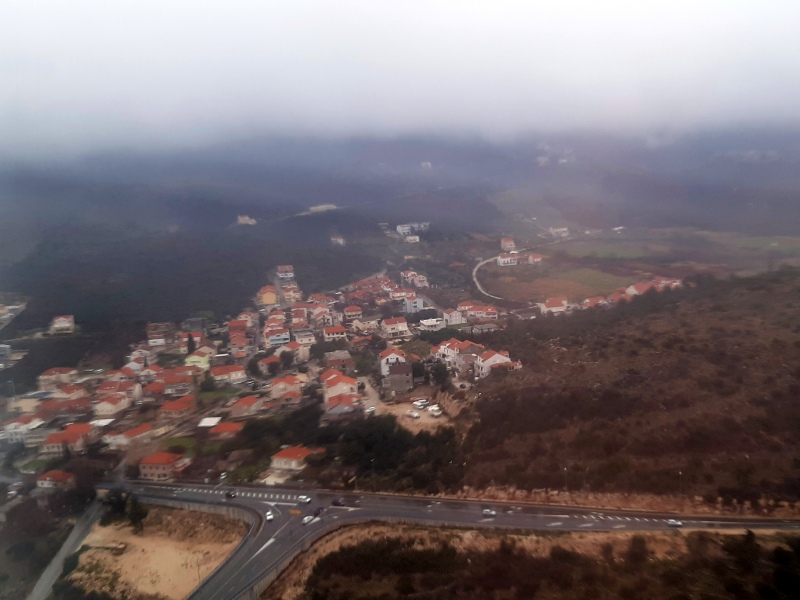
left=331, top=498, right=345, bottom=507
left=313, top=507, right=324, bottom=517
left=225, top=491, right=237, bottom=498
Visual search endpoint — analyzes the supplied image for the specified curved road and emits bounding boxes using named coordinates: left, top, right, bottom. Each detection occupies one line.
left=117, top=483, right=800, bottom=600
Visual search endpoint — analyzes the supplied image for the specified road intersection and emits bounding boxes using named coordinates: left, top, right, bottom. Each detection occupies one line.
left=118, top=483, right=800, bottom=600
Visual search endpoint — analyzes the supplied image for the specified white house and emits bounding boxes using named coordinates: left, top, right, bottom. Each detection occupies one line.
left=474, top=350, right=513, bottom=379
left=49, top=315, right=75, bottom=335
left=266, top=328, right=291, bottom=348
left=379, top=348, right=407, bottom=377
left=275, top=340, right=310, bottom=363
left=443, top=309, right=465, bottom=326
left=396, top=224, right=412, bottom=235
left=419, top=318, right=445, bottom=332
left=382, top=317, right=411, bottom=340
left=323, top=326, right=347, bottom=342
left=293, top=329, right=317, bottom=347
left=271, top=445, right=321, bottom=472
left=538, top=296, right=569, bottom=315
left=210, top=365, right=247, bottom=384
left=497, top=253, right=518, bottom=267
left=404, top=235, right=420, bottom=243
left=403, top=295, right=424, bottom=314
left=277, top=265, right=294, bottom=280
left=94, top=393, right=131, bottom=417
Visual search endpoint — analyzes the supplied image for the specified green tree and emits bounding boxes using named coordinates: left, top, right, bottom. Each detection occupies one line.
left=186, top=334, right=196, bottom=355
left=200, top=372, right=216, bottom=392
left=430, top=361, right=449, bottom=387
left=127, top=495, right=148, bottom=534
left=280, top=350, right=294, bottom=369
left=268, top=361, right=280, bottom=376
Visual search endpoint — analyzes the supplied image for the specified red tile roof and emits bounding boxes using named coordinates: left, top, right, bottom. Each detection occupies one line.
left=324, top=326, right=346, bottom=334
left=211, top=365, right=245, bottom=377
left=234, top=395, right=260, bottom=407
left=160, top=395, right=195, bottom=412
left=41, top=367, right=76, bottom=376
left=544, top=296, right=568, bottom=308
left=271, top=445, right=321, bottom=461
left=210, top=421, right=244, bottom=435
left=379, top=348, right=406, bottom=359
left=140, top=451, right=183, bottom=466
left=383, top=317, right=407, bottom=326
left=38, top=470, right=74, bottom=483
left=124, top=423, right=153, bottom=438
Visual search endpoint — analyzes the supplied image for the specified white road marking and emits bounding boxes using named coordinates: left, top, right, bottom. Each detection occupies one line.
left=579, top=523, right=593, bottom=528
left=546, top=522, right=563, bottom=527
left=252, top=538, right=275, bottom=557
left=613, top=525, right=626, bottom=529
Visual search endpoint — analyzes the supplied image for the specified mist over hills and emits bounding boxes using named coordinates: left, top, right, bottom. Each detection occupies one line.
left=2, top=129, right=800, bottom=332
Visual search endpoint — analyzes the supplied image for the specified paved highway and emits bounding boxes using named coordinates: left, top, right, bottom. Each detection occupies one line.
left=120, top=483, right=800, bottom=600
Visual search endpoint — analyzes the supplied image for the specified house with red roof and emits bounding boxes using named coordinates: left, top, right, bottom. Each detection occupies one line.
left=325, top=393, right=360, bottom=419
left=343, top=306, right=363, bottom=321
left=258, top=285, right=279, bottom=306
left=465, top=305, right=498, bottom=321
left=230, top=395, right=264, bottom=418
left=210, top=365, right=247, bottom=385
left=37, top=367, right=78, bottom=391
left=257, top=355, right=281, bottom=375
left=538, top=296, right=569, bottom=315
left=49, top=314, right=76, bottom=335
left=322, top=372, right=358, bottom=401
left=209, top=421, right=244, bottom=440
left=271, top=375, right=303, bottom=401
left=94, top=393, right=131, bottom=417
left=626, top=282, right=658, bottom=296
left=55, top=384, right=86, bottom=400
left=139, top=452, right=187, bottom=482
left=323, top=325, right=347, bottom=342
left=431, top=339, right=486, bottom=374
left=275, top=340, right=309, bottom=364
left=324, top=349, right=354, bottom=374
left=382, top=317, right=411, bottom=340
left=276, top=264, right=294, bottom=280
left=500, top=237, right=516, bottom=251
left=138, top=364, right=164, bottom=383
left=159, top=395, right=195, bottom=420
left=379, top=348, right=407, bottom=377
left=266, top=328, right=291, bottom=348
left=582, top=296, right=609, bottom=309
left=40, top=423, right=95, bottom=456
left=474, top=350, right=513, bottom=379
left=37, top=470, right=75, bottom=490
left=271, top=445, right=323, bottom=472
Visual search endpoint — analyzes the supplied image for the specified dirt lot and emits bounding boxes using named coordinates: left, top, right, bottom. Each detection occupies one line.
left=264, top=522, right=781, bottom=600
left=68, top=507, right=247, bottom=600
left=373, top=386, right=468, bottom=434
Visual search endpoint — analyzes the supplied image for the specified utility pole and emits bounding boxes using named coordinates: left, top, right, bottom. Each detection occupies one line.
left=678, top=470, right=683, bottom=496
left=564, top=466, right=568, bottom=492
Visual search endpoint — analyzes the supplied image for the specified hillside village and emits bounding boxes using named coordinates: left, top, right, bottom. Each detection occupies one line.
left=0, top=231, right=684, bottom=512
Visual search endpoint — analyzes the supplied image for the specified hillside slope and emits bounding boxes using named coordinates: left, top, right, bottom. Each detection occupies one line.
left=465, top=268, right=800, bottom=505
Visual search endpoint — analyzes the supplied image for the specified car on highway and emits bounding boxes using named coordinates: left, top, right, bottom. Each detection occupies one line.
left=297, top=495, right=312, bottom=504
left=331, top=498, right=345, bottom=507
left=265, top=510, right=274, bottom=521
left=301, top=515, right=314, bottom=525
left=313, top=507, right=324, bottom=517
left=225, top=491, right=237, bottom=498
left=482, top=509, right=497, bottom=517
left=666, top=519, right=684, bottom=528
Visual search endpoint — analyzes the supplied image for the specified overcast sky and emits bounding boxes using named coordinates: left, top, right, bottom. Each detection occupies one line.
left=3, top=1, right=800, bottom=157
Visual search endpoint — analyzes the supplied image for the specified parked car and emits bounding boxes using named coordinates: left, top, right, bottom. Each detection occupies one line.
left=482, top=509, right=497, bottom=517
left=365, top=406, right=376, bottom=415
left=301, top=515, right=314, bottom=525
left=406, top=410, right=420, bottom=419
left=297, top=495, right=312, bottom=504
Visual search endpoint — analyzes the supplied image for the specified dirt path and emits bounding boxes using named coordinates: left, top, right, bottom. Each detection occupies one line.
left=68, top=507, right=247, bottom=600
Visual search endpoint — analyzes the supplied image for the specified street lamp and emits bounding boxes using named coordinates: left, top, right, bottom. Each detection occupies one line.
left=564, top=466, right=568, bottom=492
left=678, top=470, right=683, bottom=496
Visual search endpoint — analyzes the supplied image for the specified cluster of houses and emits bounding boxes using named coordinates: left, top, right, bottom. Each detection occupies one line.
left=537, top=277, right=684, bottom=315
left=1, top=259, right=527, bottom=487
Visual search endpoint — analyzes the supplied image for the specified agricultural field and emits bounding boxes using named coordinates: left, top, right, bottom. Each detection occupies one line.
left=476, top=228, right=800, bottom=302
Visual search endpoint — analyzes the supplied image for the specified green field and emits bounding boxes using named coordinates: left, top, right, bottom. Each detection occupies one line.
left=559, top=240, right=658, bottom=259
left=559, top=268, right=633, bottom=291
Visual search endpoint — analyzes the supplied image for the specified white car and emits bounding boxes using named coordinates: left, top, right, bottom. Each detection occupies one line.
left=297, top=495, right=312, bottom=504
left=301, top=515, right=314, bottom=525
left=365, top=406, right=376, bottom=415
left=666, top=519, right=684, bottom=528
left=406, top=410, right=420, bottom=419
left=265, top=510, right=274, bottom=521
left=482, top=509, right=497, bottom=517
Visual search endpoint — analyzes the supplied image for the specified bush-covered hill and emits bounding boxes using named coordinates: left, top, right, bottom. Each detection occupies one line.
left=463, top=268, right=800, bottom=504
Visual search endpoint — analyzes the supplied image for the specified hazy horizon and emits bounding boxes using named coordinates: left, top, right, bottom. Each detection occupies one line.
left=4, top=1, right=800, bottom=158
